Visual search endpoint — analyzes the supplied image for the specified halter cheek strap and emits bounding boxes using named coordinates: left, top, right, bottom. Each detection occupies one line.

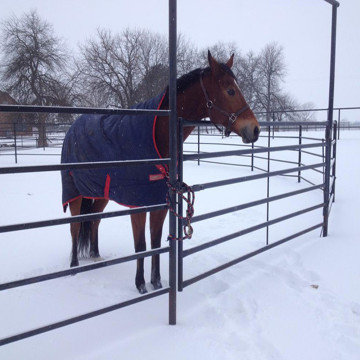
left=200, top=75, right=249, bottom=137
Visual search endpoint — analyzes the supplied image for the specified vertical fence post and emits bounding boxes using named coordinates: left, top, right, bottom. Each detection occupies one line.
left=332, top=121, right=337, bottom=202
left=178, top=118, right=184, bottom=292
left=197, top=128, right=200, bottom=166
left=323, top=1, right=339, bottom=237
left=251, top=142, right=254, bottom=171
left=168, top=0, right=177, bottom=325
left=43, top=123, right=46, bottom=151
left=298, top=125, right=302, bottom=182
left=13, top=121, right=18, bottom=164
left=266, top=126, right=271, bottom=245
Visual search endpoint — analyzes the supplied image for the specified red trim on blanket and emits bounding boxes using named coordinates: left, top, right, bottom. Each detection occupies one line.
left=104, top=174, right=111, bottom=199
left=63, top=195, right=83, bottom=212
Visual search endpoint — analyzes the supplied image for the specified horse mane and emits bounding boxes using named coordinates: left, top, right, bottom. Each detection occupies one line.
left=176, top=68, right=209, bottom=93
left=162, top=63, right=236, bottom=106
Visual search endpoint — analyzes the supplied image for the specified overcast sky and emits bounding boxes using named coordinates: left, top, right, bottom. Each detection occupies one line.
left=1, top=0, right=359, bottom=121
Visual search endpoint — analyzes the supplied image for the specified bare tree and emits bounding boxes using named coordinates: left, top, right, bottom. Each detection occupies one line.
left=138, top=32, right=167, bottom=77
left=77, top=29, right=202, bottom=107
left=236, top=51, right=262, bottom=112
left=292, top=102, right=317, bottom=122
left=134, top=63, right=169, bottom=102
left=271, top=93, right=298, bottom=122
left=257, top=42, right=287, bottom=121
left=134, top=32, right=168, bottom=102
left=77, top=28, right=139, bottom=108
left=0, top=10, right=69, bottom=146
left=77, top=28, right=169, bottom=107
left=176, top=34, right=200, bottom=76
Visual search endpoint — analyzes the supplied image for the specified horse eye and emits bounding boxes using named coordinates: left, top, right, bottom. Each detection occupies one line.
left=227, top=89, right=235, bottom=96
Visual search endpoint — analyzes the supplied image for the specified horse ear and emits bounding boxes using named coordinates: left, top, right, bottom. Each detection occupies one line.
left=208, top=50, right=213, bottom=65
left=226, top=53, right=234, bottom=68
left=208, top=50, right=221, bottom=74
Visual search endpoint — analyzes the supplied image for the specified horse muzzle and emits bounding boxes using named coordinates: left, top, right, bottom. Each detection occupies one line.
left=241, top=124, right=260, bottom=144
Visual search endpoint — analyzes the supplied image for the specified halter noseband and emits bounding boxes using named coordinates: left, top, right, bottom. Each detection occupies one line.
left=200, top=75, right=249, bottom=137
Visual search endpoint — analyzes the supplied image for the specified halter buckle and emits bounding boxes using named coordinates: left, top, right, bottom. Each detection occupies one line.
left=229, top=113, right=237, bottom=123
left=206, top=100, right=214, bottom=109
left=224, top=114, right=237, bottom=137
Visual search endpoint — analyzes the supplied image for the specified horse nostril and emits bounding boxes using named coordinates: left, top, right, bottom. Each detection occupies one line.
left=254, top=126, right=260, bottom=139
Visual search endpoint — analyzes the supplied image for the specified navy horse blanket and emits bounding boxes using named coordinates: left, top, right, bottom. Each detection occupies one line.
left=61, top=91, right=168, bottom=211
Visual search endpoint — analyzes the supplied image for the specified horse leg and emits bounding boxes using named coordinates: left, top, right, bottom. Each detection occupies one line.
left=69, top=197, right=83, bottom=267
left=150, top=209, right=168, bottom=290
left=89, top=199, right=109, bottom=259
left=130, top=212, right=147, bottom=294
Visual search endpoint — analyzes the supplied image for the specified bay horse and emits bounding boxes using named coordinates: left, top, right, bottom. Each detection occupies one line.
left=61, top=51, right=260, bottom=294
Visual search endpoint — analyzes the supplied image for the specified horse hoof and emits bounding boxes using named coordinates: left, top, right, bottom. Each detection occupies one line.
left=90, top=250, right=100, bottom=258
left=90, top=252, right=103, bottom=262
left=137, top=284, right=148, bottom=294
left=151, top=279, right=162, bottom=290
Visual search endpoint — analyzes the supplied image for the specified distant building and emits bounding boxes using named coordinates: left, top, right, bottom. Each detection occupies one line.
left=0, top=91, right=32, bottom=137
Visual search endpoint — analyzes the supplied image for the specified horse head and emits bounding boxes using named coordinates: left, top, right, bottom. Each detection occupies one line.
left=202, top=51, right=260, bottom=143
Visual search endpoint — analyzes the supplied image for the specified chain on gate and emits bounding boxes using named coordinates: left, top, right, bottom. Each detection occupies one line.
left=165, top=175, right=195, bottom=241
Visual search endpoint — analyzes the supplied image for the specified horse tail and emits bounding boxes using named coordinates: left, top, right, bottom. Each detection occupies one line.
left=78, top=198, right=93, bottom=257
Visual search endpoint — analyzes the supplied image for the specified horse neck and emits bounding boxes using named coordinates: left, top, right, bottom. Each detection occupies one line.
left=155, top=83, right=207, bottom=158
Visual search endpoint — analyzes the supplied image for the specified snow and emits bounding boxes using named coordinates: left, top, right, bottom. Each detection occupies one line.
left=0, top=130, right=360, bottom=359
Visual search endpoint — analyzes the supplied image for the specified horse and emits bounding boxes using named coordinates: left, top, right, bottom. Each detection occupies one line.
left=61, top=51, right=260, bottom=294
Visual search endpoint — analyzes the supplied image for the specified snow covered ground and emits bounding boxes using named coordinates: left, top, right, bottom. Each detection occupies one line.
left=0, top=130, right=359, bottom=359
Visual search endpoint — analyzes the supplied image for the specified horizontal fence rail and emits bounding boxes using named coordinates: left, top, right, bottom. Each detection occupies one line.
left=183, top=142, right=325, bottom=162
left=0, top=246, right=170, bottom=291
left=0, top=103, right=170, bottom=116
left=0, top=204, right=167, bottom=233
left=0, top=158, right=170, bottom=175
left=0, top=287, right=170, bottom=347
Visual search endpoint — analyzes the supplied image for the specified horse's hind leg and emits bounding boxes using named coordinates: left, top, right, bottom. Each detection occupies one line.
left=69, top=197, right=83, bottom=267
left=130, top=212, right=147, bottom=294
left=89, top=199, right=109, bottom=259
left=150, top=209, right=168, bottom=290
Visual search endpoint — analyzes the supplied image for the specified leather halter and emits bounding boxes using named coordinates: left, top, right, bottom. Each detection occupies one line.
left=200, top=75, right=249, bottom=137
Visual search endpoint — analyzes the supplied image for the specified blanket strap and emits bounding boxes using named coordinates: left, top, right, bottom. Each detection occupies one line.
left=166, top=175, right=195, bottom=241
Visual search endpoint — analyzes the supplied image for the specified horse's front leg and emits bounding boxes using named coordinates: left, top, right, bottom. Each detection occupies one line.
left=150, top=209, right=168, bottom=290
left=69, top=198, right=82, bottom=267
left=89, top=199, right=109, bottom=258
left=130, top=212, right=147, bottom=294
